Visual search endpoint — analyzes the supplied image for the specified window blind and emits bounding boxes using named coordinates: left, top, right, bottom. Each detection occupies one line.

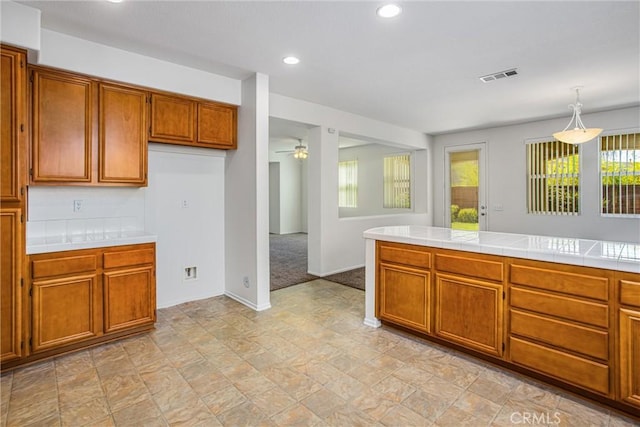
left=383, top=153, right=411, bottom=209
left=527, top=140, right=579, bottom=215
left=338, top=160, right=358, bottom=208
left=601, top=132, right=640, bottom=216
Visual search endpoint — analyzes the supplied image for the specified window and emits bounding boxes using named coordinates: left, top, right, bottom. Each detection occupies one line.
left=600, top=132, right=640, bottom=216
left=383, top=153, right=411, bottom=209
left=527, top=140, right=580, bottom=215
left=338, top=160, right=358, bottom=208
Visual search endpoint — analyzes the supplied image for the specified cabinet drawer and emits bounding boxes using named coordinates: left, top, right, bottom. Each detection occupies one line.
left=104, top=247, right=155, bottom=269
left=510, top=337, right=610, bottom=395
left=510, top=309, right=608, bottom=360
left=435, top=253, right=503, bottom=282
left=378, top=242, right=430, bottom=269
left=511, top=264, right=608, bottom=301
left=511, top=287, right=608, bottom=328
left=620, top=280, right=640, bottom=308
left=32, top=254, right=97, bottom=279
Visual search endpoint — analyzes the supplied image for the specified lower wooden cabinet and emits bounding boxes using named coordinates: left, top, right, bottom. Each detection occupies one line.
left=32, top=273, right=101, bottom=352
left=103, top=246, right=156, bottom=333
left=1, top=243, right=155, bottom=370
left=374, top=240, right=640, bottom=416
left=378, top=263, right=431, bottom=333
left=0, top=209, right=22, bottom=363
left=434, top=273, right=503, bottom=357
left=619, top=308, right=640, bottom=406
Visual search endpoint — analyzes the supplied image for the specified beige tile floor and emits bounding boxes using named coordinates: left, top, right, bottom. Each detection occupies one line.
left=1, top=279, right=639, bottom=427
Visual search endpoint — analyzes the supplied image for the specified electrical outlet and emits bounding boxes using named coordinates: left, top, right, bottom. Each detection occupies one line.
left=243, top=276, right=250, bottom=288
left=181, top=200, right=189, bottom=209
left=184, top=266, right=197, bottom=280
left=73, top=200, right=83, bottom=212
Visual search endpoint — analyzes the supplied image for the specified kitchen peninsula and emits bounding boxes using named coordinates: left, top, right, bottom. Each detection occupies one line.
left=363, top=225, right=640, bottom=417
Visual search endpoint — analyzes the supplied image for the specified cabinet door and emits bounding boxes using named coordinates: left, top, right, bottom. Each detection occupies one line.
left=149, top=93, right=195, bottom=144
left=435, top=273, right=503, bottom=357
left=31, top=274, right=101, bottom=352
left=99, top=83, right=147, bottom=185
left=1, top=46, right=26, bottom=202
left=197, top=102, right=237, bottom=148
left=1, top=209, right=22, bottom=362
left=103, top=266, right=155, bottom=333
left=619, top=309, right=640, bottom=407
left=31, top=69, right=93, bottom=183
left=378, top=263, right=431, bottom=333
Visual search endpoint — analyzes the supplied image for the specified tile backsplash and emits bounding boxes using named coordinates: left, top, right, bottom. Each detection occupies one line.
left=27, top=186, right=145, bottom=240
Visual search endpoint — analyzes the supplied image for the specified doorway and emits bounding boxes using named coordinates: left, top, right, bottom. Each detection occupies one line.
left=444, top=143, right=487, bottom=230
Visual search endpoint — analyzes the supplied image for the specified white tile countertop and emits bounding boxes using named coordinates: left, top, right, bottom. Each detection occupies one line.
left=363, top=225, right=640, bottom=274
left=27, top=231, right=157, bottom=255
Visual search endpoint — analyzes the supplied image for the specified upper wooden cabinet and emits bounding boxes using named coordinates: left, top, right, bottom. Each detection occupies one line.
left=31, top=68, right=93, bottom=183
left=149, top=93, right=195, bottom=144
left=99, top=83, right=148, bottom=184
left=197, top=101, right=237, bottom=148
left=1, top=46, right=27, bottom=202
left=150, top=91, right=237, bottom=149
left=30, top=67, right=148, bottom=186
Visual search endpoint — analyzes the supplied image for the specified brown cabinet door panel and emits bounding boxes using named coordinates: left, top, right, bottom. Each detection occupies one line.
left=32, top=69, right=92, bottom=183
left=619, top=309, right=640, bottom=407
left=1, top=209, right=22, bottom=362
left=378, top=241, right=431, bottom=269
left=1, top=47, right=25, bottom=202
left=150, top=94, right=195, bottom=143
left=511, top=263, right=609, bottom=302
left=32, top=274, right=101, bottom=352
left=510, top=309, right=608, bottom=361
left=197, top=102, right=237, bottom=148
left=435, top=273, right=503, bottom=357
left=99, top=84, right=147, bottom=184
left=511, top=287, right=608, bottom=328
left=378, top=263, right=430, bottom=333
left=103, top=266, right=155, bottom=333
left=435, top=253, right=503, bottom=282
left=510, top=337, right=610, bottom=396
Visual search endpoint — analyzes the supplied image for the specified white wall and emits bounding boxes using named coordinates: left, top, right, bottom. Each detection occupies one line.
left=432, top=106, right=640, bottom=243
left=268, top=163, right=281, bottom=234
left=225, top=73, right=271, bottom=311
left=338, top=143, right=427, bottom=218
left=268, top=153, right=305, bottom=234
left=272, top=96, right=432, bottom=276
left=146, top=144, right=226, bottom=308
left=4, top=8, right=245, bottom=308
left=0, top=1, right=40, bottom=51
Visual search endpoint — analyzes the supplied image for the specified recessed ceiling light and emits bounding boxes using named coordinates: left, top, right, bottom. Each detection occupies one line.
left=376, top=4, right=402, bottom=18
left=282, top=56, right=300, bottom=65
left=107, top=0, right=123, bottom=3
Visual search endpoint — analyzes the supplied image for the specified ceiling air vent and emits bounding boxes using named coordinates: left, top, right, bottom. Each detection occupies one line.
left=479, top=68, right=518, bottom=83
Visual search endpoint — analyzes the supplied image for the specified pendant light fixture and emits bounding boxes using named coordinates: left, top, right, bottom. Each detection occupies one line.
left=293, top=139, right=308, bottom=159
left=553, top=87, right=602, bottom=144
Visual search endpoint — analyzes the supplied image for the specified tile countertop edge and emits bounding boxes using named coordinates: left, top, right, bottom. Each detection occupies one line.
left=363, top=225, right=640, bottom=274
left=26, top=234, right=158, bottom=255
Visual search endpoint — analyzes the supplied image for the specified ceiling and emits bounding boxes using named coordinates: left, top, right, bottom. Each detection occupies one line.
left=16, top=0, right=640, bottom=148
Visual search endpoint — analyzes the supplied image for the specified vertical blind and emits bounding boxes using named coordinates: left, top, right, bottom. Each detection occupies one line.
left=601, top=132, right=640, bottom=215
left=527, top=140, right=580, bottom=215
left=383, top=153, right=411, bottom=209
left=338, top=160, right=358, bottom=208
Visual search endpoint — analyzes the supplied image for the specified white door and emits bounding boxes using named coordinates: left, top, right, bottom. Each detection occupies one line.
left=444, top=143, right=487, bottom=231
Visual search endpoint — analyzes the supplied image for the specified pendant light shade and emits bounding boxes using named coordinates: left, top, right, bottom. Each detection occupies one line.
left=553, top=87, right=602, bottom=144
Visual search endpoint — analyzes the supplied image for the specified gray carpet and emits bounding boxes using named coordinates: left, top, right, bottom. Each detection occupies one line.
left=269, top=233, right=365, bottom=291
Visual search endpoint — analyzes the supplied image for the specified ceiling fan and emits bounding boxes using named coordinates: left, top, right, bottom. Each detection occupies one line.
left=275, top=138, right=308, bottom=159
